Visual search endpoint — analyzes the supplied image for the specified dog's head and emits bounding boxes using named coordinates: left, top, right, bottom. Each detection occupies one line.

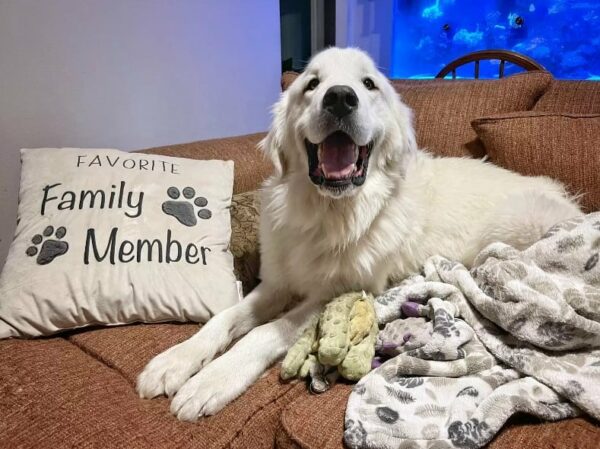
left=262, top=47, right=416, bottom=198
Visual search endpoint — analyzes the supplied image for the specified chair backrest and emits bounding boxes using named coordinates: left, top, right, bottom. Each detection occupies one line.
left=436, top=49, right=546, bottom=79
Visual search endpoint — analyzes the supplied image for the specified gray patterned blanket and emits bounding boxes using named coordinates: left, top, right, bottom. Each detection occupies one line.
left=344, top=213, right=600, bottom=449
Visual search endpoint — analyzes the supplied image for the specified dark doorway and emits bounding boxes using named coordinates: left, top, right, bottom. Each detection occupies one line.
left=280, top=0, right=336, bottom=73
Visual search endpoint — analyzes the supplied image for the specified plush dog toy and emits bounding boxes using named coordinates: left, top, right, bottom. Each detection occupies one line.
left=281, top=291, right=378, bottom=392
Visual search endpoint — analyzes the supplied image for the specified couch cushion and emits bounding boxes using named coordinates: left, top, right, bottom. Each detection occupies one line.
left=139, top=132, right=272, bottom=194
left=391, top=72, right=553, bottom=158
left=1, top=326, right=304, bottom=449
left=281, top=71, right=553, bottom=158
left=275, top=383, right=600, bottom=449
left=276, top=382, right=352, bottom=449
left=472, top=112, right=600, bottom=212
left=68, top=324, right=306, bottom=447
left=487, top=416, right=600, bottom=449
left=533, top=80, right=600, bottom=114
left=68, top=323, right=200, bottom=383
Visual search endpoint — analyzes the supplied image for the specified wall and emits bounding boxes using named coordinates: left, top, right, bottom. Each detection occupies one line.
left=336, top=0, right=394, bottom=75
left=0, top=0, right=281, bottom=267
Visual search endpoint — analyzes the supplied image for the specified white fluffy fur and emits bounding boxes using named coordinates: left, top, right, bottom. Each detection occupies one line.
left=137, top=48, right=582, bottom=421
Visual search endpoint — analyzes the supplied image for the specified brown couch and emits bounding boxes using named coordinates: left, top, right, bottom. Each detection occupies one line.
left=2, top=73, right=599, bottom=449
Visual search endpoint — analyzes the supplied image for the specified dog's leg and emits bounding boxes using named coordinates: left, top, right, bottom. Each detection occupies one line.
left=137, top=282, right=290, bottom=399
left=170, top=296, right=324, bottom=421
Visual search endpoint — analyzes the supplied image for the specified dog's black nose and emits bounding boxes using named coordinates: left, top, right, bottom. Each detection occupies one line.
left=322, top=85, right=358, bottom=118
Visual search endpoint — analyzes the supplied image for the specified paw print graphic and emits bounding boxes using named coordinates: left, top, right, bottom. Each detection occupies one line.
left=26, top=225, right=69, bottom=265
left=162, top=187, right=212, bottom=227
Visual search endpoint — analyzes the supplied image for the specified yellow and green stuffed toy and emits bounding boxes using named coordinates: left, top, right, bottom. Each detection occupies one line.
left=281, top=291, right=378, bottom=393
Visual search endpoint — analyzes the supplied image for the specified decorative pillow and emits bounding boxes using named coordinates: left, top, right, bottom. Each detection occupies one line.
left=472, top=112, right=600, bottom=212
left=230, top=190, right=261, bottom=295
left=0, top=148, right=239, bottom=338
left=533, top=80, right=600, bottom=114
left=390, top=71, right=553, bottom=158
left=281, top=71, right=553, bottom=158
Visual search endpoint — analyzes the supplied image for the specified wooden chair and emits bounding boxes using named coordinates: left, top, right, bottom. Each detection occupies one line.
left=436, top=49, right=546, bottom=79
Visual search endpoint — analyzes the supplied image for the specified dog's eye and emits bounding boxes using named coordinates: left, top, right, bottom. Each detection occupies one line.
left=305, top=78, right=320, bottom=92
left=363, top=78, right=376, bottom=90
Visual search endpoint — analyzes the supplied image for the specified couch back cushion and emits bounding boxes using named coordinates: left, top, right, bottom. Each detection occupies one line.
left=472, top=112, right=600, bottom=212
left=282, top=71, right=553, bottom=158
left=139, top=132, right=272, bottom=194
left=533, top=80, right=600, bottom=114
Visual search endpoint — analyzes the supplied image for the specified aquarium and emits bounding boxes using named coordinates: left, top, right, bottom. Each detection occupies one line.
left=390, top=0, right=600, bottom=79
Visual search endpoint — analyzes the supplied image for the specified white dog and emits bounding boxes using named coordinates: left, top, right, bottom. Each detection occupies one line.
left=137, top=48, right=581, bottom=421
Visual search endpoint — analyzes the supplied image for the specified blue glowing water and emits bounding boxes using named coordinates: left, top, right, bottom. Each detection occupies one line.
left=391, top=0, right=600, bottom=79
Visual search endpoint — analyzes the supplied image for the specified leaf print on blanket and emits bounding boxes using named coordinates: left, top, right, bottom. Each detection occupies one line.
left=540, top=260, right=570, bottom=272
left=344, top=419, right=367, bottom=447
left=556, top=234, right=585, bottom=253
left=537, top=321, right=574, bottom=346
left=536, top=321, right=591, bottom=348
left=385, top=385, right=415, bottom=404
left=448, top=419, right=491, bottom=449
left=395, top=377, right=425, bottom=388
left=376, top=406, right=400, bottom=423
left=564, top=380, right=585, bottom=398
left=585, top=253, right=599, bottom=271
left=437, top=258, right=459, bottom=272
left=409, top=348, right=455, bottom=361
left=542, top=223, right=562, bottom=239
left=433, top=308, right=461, bottom=338
left=457, top=386, right=479, bottom=397
left=414, top=404, right=447, bottom=418
left=353, top=383, right=367, bottom=395
left=507, top=316, right=528, bottom=334
left=375, top=286, right=402, bottom=306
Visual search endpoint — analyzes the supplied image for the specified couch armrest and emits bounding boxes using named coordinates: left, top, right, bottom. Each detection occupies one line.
left=137, top=132, right=272, bottom=194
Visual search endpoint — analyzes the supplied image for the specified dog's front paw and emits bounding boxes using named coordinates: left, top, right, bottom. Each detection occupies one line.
left=137, top=342, right=204, bottom=399
left=170, top=357, right=249, bottom=421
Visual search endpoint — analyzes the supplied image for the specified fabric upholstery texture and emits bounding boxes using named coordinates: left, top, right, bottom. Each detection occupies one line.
left=0, top=326, right=305, bottom=449
left=472, top=112, right=600, bottom=212
left=534, top=80, right=600, bottom=114
left=276, top=383, right=353, bottom=449
left=281, top=71, right=553, bottom=158
left=140, top=132, right=272, bottom=194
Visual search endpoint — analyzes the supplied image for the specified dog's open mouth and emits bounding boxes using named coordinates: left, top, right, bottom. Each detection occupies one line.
left=305, top=131, right=374, bottom=189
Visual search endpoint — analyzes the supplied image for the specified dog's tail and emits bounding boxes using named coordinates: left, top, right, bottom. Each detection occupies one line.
left=479, top=189, right=583, bottom=252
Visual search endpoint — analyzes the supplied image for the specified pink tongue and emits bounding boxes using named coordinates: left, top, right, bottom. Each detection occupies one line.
left=320, top=132, right=357, bottom=179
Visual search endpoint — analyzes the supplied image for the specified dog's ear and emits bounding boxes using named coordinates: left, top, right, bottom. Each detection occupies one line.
left=260, top=93, right=289, bottom=176
left=391, top=93, right=418, bottom=156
